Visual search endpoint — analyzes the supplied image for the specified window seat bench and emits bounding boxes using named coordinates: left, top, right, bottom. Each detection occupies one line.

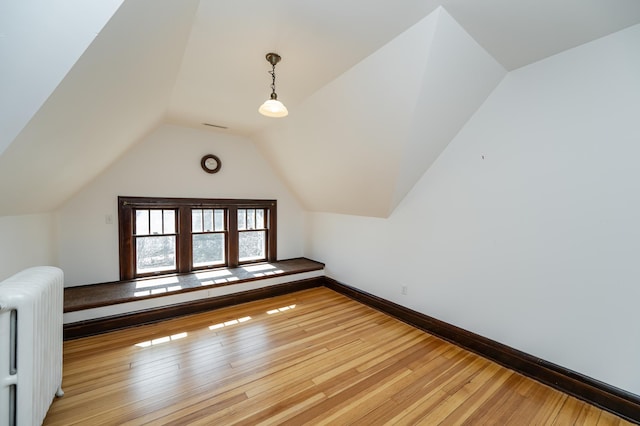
left=63, top=258, right=325, bottom=339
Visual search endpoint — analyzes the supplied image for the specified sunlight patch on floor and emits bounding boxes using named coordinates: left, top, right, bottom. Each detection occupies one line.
left=209, top=316, right=252, bottom=330
left=134, top=332, right=188, bottom=348
left=267, top=304, right=296, bottom=315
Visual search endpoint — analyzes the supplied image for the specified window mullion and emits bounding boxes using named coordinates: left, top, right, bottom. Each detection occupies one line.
left=228, top=206, right=238, bottom=268
left=177, top=206, right=191, bottom=273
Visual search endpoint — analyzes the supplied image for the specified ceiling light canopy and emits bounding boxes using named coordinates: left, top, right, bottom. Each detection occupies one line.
left=259, top=53, right=288, bottom=118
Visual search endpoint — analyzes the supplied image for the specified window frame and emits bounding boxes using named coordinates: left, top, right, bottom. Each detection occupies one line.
left=237, top=207, right=269, bottom=263
left=133, top=208, right=178, bottom=275
left=118, top=196, right=277, bottom=280
left=191, top=208, right=227, bottom=269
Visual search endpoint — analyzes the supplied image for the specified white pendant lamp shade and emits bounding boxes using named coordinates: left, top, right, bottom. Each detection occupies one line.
left=259, top=52, right=288, bottom=118
left=259, top=98, right=288, bottom=117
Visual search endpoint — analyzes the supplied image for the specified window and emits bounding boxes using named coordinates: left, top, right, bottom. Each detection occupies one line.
left=119, top=197, right=276, bottom=280
left=238, top=208, right=267, bottom=262
left=192, top=209, right=226, bottom=267
left=134, top=209, right=177, bottom=274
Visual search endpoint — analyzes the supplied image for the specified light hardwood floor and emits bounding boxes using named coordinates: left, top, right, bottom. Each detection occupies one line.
left=45, top=287, right=632, bottom=425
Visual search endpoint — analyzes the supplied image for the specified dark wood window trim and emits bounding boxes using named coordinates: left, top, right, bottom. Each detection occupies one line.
left=118, top=196, right=277, bottom=280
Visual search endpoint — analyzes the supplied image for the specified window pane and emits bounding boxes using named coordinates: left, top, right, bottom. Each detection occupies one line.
left=237, top=209, right=246, bottom=230
left=203, top=209, right=213, bottom=232
left=193, top=233, right=225, bottom=267
left=136, top=236, right=176, bottom=274
left=135, top=210, right=149, bottom=235
left=192, top=209, right=203, bottom=232
left=247, top=209, right=255, bottom=230
left=163, top=210, right=176, bottom=234
left=256, top=209, right=265, bottom=229
left=150, top=210, right=163, bottom=235
left=239, top=231, right=265, bottom=262
left=214, top=209, right=224, bottom=231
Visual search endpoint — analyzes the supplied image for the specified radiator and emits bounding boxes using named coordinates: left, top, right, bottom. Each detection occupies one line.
left=0, top=266, right=64, bottom=426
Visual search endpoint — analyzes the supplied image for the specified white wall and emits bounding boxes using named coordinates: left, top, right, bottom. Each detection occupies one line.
left=307, top=23, right=640, bottom=395
left=56, top=124, right=306, bottom=287
left=0, top=213, right=55, bottom=281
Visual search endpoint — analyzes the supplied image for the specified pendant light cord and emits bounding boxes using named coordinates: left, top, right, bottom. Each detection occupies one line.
left=269, top=64, right=278, bottom=100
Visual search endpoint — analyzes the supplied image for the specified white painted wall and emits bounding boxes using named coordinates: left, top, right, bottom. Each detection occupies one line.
left=306, top=23, right=640, bottom=395
left=56, top=124, right=306, bottom=287
left=0, top=214, right=55, bottom=281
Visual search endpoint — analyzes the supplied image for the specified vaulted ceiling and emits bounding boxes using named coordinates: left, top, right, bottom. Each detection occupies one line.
left=2, top=0, right=640, bottom=217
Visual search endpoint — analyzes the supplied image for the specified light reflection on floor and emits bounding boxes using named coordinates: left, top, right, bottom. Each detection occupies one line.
left=134, top=332, right=188, bottom=348
left=267, top=304, right=296, bottom=315
left=132, top=303, right=299, bottom=351
left=209, top=316, right=252, bottom=330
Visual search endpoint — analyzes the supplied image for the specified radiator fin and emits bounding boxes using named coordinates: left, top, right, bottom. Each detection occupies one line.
left=0, top=266, right=64, bottom=426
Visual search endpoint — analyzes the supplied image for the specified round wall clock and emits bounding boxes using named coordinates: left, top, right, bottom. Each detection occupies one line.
left=201, top=154, right=222, bottom=174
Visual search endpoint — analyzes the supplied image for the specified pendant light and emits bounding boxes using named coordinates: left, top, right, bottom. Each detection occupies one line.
left=258, top=53, right=288, bottom=118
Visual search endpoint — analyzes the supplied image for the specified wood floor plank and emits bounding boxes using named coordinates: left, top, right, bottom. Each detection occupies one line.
left=419, top=359, right=504, bottom=424
left=44, top=287, right=634, bottom=425
left=552, top=394, right=587, bottom=425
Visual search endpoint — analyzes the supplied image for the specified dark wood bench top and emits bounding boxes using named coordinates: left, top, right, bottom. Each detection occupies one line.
left=64, top=258, right=324, bottom=313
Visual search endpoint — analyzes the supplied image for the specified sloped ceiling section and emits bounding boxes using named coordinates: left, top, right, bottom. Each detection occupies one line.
left=390, top=9, right=507, bottom=211
left=166, top=0, right=439, bottom=135
left=444, top=0, right=640, bottom=70
left=0, top=0, right=199, bottom=216
left=0, top=0, right=123, bottom=156
left=255, top=8, right=506, bottom=217
left=3, top=0, right=640, bottom=218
